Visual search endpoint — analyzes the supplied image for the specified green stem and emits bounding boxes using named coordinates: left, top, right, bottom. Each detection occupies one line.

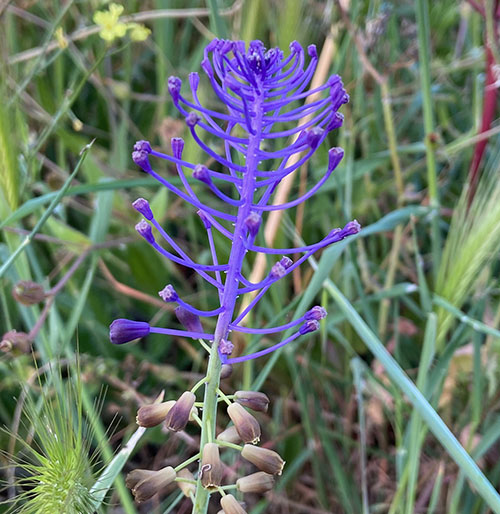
left=415, top=0, right=441, bottom=281
left=192, top=340, right=222, bottom=513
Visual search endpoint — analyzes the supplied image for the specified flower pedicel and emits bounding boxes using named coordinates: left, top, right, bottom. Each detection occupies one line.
left=111, top=39, right=357, bottom=511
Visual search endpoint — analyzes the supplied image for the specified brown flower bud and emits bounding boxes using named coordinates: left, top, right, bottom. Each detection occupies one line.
left=164, top=391, right=196, bottom=432
left=234, top=391, right=270, bottom=412
left=220, top=494, right=247, bottom=514
left=227, top=403, right=261, bottom=444
left=136, top=400, right=175, bottom=427
left=177, top=468, right=196, bottom=497
left=126, top=466, right=176, bottom=502
left=217, top=425, right=241, bottom=444
left=220, top=363, right=233, bottom=379
left=1, top=330, right=31, bottom=353
left=236, top=471, right=274, bottom=493
left=241, top=445, right=285, bottom=475
left=201, top=442, right=223, bottom=489
left=12, top=281, right=45, bottom=305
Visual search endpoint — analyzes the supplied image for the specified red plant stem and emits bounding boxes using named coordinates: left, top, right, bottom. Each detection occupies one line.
left=468, top=16, right=498, bottom=205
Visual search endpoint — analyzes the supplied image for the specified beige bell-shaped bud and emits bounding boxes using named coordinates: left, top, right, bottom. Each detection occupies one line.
left=176, top=468, right=196, bottom=497
left=201, top=442, right=223, bottom=489
left=227, top=403, right=261, bottom=444
left=234, top=391, right=270, bottom=412
left=220, top=494, right=247, bottom=513
left=164, top=391, right=196, bottom=432
left=217, top=425, right=241, bottom=444
left=126, top=466, right=176, bottom=503
left=136, top=400, right=175, bottom=427
left=241, top=444, right=285, bottom=475
left=236, top=471, right=274, bottom=493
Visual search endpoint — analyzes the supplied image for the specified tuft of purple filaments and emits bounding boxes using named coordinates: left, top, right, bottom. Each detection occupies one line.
left=110, top=39, right=360, bottom=364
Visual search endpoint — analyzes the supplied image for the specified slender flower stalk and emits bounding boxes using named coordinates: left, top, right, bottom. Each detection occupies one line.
left=111, top=38, right=356, bottom=513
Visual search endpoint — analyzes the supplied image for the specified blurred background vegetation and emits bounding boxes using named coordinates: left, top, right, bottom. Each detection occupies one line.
left=2, top=0, right=500, bottom=512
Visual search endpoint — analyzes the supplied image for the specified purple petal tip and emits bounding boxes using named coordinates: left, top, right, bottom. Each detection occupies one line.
left=110, top=319, right=150, bottom=344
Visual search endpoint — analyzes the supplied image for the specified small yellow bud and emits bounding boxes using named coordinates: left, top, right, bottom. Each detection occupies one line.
left=55, top=27, right=68, bottom=49
left=127, top=22, right=151, bottom=42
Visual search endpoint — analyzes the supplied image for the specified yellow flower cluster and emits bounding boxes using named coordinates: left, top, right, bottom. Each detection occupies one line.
left=93, top=3, right=151, bottom=42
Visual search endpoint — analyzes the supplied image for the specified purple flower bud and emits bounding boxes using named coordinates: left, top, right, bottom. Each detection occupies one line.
left=127, top=466, right=176, bottom=503
left=158, top=284, right=178, bottom=302
left=328, top=147, right=344, bottom=171
left=299, top=320, right=320, bottom=335
left=189, top=72, right=200, bottom=91
left=244, top=211, right=261, bottom=237
left=135, top=219, right=155, bottom=244
left=197, top=209, right=212, bottom=229
left=132, top=198, right=153, bottom=220
left=175, top=306, right=203, bottom=333
left=289, top=40, right=301, bottom=53
left=133, top=140, right=152, bottom=154
left=193, top=164, right=212, bottom=185
left=201, top=57, right=213, bottom=78
left=168, top=76, right=182, bottom=102
left=306, top=127, right=324, bottom=149
left=279, top=256, right=293, bottom=269
left=343, top=219, right=361, bottom=236
left=270, top=261, right=286, bottom=279
left=132, top=150, right=152, bottom=172
left=186, top=112, right=201, bottom=128
left=110, top=319, right=150, bottom=344
left=305, top=306, right=327, bottom=321
left=327, top=112, right=344, bottom=131
left=171, top=137, right=184, bottom=158
left=307, top=44, right=317, bottom=58
left=136, top=400, right=175, bottom=427
left=219, top=338, right=234, bottom=356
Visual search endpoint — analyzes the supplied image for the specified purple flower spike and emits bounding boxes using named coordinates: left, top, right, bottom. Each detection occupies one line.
left=135, top=219, right=155, bottom=244
left=159, top=284, right=179, bottom=303
left=305, top=306, right=327, bottom=321
left=133, top=198, right=153, bottom=220
left=110, top=319, right=150, bottom=344
left=117, top=39, right=358, bottom=364
left=299, top=320, right=320, bottom=335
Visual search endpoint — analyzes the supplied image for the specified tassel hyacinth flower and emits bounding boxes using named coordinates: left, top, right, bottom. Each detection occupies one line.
left=112, top=39, right=358, bottom=512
